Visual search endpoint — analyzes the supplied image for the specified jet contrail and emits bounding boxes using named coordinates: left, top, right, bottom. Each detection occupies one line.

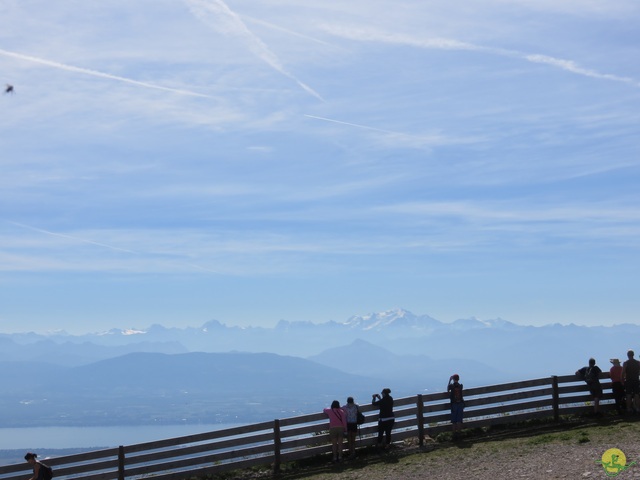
left=304, top=114, right=482, bottom=147
left=0, top=48, right=216, bottom=98
left=184, top=0, right=324, bottom=101
left=242, top=16, right=335, bottom=47
left=304, top=114, right=406, bottom=135
left=525, top=54, right=638, bottom=87
left=322, top=26, right=640, bottom=88
left=8, top=221, right=139, bottom=254
left=304, top=113, right=456, bottom=142
left=7, top=221, right=247, bottom=275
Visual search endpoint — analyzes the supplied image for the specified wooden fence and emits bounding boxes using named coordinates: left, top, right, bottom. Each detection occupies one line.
left=0, top=373, right=616, bottom=480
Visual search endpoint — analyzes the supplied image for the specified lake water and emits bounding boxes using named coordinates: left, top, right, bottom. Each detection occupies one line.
left=0, top=424, right=240, bottom=450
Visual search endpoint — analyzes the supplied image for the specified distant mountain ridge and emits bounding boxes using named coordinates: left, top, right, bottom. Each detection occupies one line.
left=307, top=339, right=502, bottom=390
left=3, top=308, right=516, bottom=340
left=0, top=351, right=377, bottom=427
left=343, top=309, right=444, bottom=331
left=1, top=308, right=636, bottom=381
left=1, top=308, right=637, bottom=428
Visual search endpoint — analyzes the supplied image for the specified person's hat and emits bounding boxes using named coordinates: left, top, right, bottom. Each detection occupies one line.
left=610, top=358, right=620, bottom=365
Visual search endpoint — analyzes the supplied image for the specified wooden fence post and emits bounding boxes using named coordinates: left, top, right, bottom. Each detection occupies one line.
left=118, top=445, right=125, bottom=480
left=551, top=376, right=559, bottom=422
left=416, top=394, right=424, bottom=447
left=273, top=419, right=282, bottom=474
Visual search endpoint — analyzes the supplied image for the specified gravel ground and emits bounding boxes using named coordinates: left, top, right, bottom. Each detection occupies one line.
left=222, top=415, right=640, bottom=480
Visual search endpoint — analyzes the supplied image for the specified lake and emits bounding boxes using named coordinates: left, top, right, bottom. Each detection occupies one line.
left=0, top=423, right=241, bottom=450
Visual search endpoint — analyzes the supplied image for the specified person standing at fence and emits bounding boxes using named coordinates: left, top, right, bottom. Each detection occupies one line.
left=372, top=388, right=394, bottom=449
left=323, top=400, right=347, bottom=463
left=342, top=396, right=360, bottom=458
left=623, top=349, right=640, bottom=414
left=609, top=358, right=625, bottom=415
left=576, top=358, right=602, bottom=415
left=447, top=374, right=465, bottom=439
left=24, top=453, right=52, bottom=480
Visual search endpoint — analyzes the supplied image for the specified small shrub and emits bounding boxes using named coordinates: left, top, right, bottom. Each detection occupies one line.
left=577, top=431, right=590, bottom=444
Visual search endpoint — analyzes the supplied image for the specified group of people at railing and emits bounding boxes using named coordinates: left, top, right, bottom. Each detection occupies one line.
left=323, top=391, right=391, bottom=464
left=323, top=373, right=466, bottom=462
left=576, top=348, right=640, bottom=415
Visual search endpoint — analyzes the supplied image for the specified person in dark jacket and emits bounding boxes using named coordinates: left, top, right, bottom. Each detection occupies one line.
left=372, top=388, right=394, bottom=448
left=447, top=374, right=465, bottom=439
left=623, top=350, right=640, bottom=413
left=576, top=358, right=602, bottom=414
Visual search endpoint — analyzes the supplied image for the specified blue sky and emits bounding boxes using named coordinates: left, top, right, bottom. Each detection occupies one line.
left=1, top=0, right=639, bottom=333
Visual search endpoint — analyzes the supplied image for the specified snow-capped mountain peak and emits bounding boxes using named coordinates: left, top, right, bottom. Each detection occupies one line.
left=343, top=308, right=442, bottom=331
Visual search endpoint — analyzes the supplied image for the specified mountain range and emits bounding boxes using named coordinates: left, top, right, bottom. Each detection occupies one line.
left=1, top=309, right=635, bottom=427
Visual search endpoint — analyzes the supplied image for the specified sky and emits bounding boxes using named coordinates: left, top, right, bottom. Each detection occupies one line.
left=1, top=0, right=639, bottom=334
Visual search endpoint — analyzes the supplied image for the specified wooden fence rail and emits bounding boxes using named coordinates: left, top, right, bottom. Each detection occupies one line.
left=0, top=373, right=615, bottom=480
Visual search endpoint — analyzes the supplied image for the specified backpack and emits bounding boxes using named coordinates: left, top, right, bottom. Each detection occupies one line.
left=450, top=383, right=463, bottom=404
left=583, top=366, right=600, bottom=385
left=39, top=462, right=53, bottom=480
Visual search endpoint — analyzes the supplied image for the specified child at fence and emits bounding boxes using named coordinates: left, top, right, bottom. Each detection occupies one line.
left=447, top=374, right=465, bottom=439
left=323, top=400, right=347, bottom=463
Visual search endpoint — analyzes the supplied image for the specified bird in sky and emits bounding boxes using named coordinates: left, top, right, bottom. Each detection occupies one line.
left=5, top=84, right=14, bottom=94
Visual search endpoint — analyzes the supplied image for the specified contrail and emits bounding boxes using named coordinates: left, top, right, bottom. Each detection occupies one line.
left=8, top=221, right=139, bottom=254
left=525, top=54, right=638, bottom=87
left=0, top=48, right=216, bottom=98
left=7, top=221, right=226, bottom=274
left=242, top=16, right=335, bottom=47
left=303, top=113, right=458, bottom=146
left=322, top=25, right=640, bottom=88
left=184, top=0, right=324, bottom=101
left=304, top=114, right=407, bottom=135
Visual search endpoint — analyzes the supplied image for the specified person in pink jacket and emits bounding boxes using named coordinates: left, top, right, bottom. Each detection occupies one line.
left=323, top=400, right=347, bottom=463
